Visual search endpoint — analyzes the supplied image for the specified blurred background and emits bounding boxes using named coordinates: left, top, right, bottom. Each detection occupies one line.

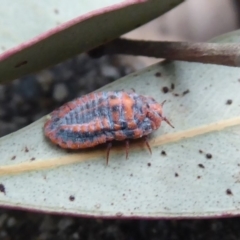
left=0, top=0, right=240, bottom=239
left=123, top=0, right=240, bottom=67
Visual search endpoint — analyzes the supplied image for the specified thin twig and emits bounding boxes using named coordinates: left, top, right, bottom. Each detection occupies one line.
left=88, top=38, right=240, bottom=67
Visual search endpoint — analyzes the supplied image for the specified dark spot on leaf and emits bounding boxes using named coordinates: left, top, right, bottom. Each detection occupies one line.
left=226, top=99, right=232, bottom=105
left=147, top=163, right=151, bottom=167
left=15, top=60, right=28, bottom=68
left=198, top=164, right=205, bottom=169
left=25, top=147, right=29, bottom=152
left=111, top=203, right=114, bottom=205
left=95, top=204, right=101, bottom=209
left=226, top=189, right=233, bottom=196
left=175, top=173, right=179, bottom=177
left=116, top=212, right=123, bottom=217
left=164, top=207, right=170, bottom=210
left=173, top=93, right=179, bottom=97
left=155, top=72, right=161, bottom=77
left=197, top=176, right=201, bottom=179
left=161, top=150, right=166, bottom=156
left=162, top=87, right=169, bottom=94
left=206, top=153, right=212, bottom=159
left=199, top=150, right=203, bottom=154
left=130, top=174, right=133, bottom=177
left=171, top=83, right=175, bottom=90
left=11, top=156, right=16, bottom=160
left=54, top=9, right=59, bottom=14
left=69, top=195, right=75, bottom=201
left=182, top=89, right=190, bottom=96
left=30, top=157, right=35, bottom=161
left=0, top=184, right=5, bottom=194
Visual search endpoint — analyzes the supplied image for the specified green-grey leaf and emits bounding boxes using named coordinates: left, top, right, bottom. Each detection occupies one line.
left=1, top=29, right=240, bottom=218
left=0, top=0, right=183, bottom=83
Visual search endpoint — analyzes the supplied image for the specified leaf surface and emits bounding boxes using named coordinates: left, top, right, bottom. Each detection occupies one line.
left=1, top=30, right=240, bottom=218
left=0, top=0, right=183, bottom=83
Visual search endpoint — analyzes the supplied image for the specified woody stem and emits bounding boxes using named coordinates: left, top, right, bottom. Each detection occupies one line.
left=88, top=38, right=240, bottom=67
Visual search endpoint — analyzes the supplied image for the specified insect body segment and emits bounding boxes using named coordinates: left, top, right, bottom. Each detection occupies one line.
left=44, top=91, right=173, bottom=163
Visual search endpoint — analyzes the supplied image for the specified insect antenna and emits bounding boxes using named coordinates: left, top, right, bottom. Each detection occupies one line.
left=160, top=100, right=174, bottom=128
left=161, top=100, right=167, bottom=106
left=162, top=116, right=174, bottom=128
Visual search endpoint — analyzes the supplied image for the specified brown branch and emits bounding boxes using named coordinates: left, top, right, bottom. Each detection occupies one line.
left=88, top=38, right=240, bottom=67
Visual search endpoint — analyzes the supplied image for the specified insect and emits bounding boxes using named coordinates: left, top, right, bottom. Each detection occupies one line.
left=44, top=91, right=174, bottom=164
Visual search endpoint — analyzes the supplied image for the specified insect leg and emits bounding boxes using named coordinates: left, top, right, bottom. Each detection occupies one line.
left=144, top=136, right=152, bottom=155
left=106, top=142, right=112, bottom=165
left=125, top=140, right=129, bottom=159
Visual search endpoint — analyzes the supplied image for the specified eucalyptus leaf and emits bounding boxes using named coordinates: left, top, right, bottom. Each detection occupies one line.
left=0, top=0, right=183, bottom=83
left=1, top=30, right=240, bottom=218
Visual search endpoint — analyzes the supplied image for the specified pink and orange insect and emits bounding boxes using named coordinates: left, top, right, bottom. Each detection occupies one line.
left=44, top=91, right=173, bottom=163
